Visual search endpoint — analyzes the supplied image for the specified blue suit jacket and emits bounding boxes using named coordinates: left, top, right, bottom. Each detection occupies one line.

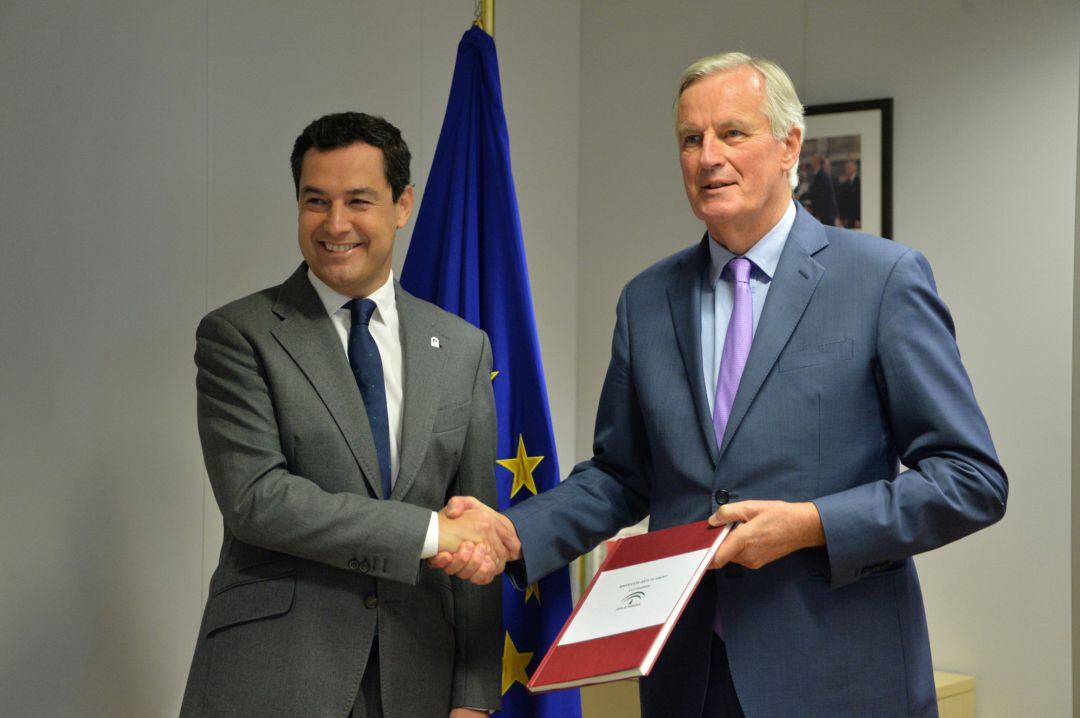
left=506, top=207, right=1006, bottom=717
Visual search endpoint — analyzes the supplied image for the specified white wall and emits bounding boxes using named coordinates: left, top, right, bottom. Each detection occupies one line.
left=0, top=1, right=579, bottom=715
left=0, top=4, right=208, bottom=715
left=576, top=1, right=1080, bottom=716
left=1073, top=39, right=1080, bottom=713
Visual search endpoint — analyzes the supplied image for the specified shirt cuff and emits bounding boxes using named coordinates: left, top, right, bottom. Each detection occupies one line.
left=420, top=511, right=440, bottom=559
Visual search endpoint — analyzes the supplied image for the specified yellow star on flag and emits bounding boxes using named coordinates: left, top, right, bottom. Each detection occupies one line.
left=501, top=631, right=533, bottom=695
left=524, top=582, right=541, bottom=605
left=490, top=370, right=499, bottom=381
left=496, top=434, right=543, bottom=498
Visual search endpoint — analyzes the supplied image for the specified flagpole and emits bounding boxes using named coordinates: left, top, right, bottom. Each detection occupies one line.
left=475, top=0, right=494, bottom=37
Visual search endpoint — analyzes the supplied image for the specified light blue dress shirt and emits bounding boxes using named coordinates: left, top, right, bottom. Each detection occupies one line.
left=701, top=200, right=797, bottom=415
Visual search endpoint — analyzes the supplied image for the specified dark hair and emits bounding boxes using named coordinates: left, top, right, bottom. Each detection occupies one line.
left=290, top=112, right=411, bottom=201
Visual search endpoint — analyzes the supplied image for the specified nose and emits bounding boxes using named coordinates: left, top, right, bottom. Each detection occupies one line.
left=700, top=132, right=727, bottom=169
left=323, top=201, right=350, bottom=236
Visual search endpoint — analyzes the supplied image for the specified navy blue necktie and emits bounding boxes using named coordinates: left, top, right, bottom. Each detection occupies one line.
left=346, top=298, right=392, bottom=499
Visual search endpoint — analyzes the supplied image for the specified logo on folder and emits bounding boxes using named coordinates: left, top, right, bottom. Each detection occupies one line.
left=618, top=588, right=647, bottom=610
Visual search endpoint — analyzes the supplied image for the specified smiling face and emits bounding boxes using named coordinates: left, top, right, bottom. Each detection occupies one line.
left=676, top=66, right=801, bottom=253
left=297, top=142, right=413, bottom=298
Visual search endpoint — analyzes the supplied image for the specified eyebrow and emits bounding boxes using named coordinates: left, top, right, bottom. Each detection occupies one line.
left=299, top=185, right=379, bottom=197
left=677, top=119, right=747, bottom=135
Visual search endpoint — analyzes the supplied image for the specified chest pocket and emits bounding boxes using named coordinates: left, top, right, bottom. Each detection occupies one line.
left=778, top=338, right=854, bottom=373
left=432, top=398, right=471, bottom=434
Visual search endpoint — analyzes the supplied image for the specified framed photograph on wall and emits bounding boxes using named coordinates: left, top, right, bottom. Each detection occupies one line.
left=798, top=98, right=893, bottom=238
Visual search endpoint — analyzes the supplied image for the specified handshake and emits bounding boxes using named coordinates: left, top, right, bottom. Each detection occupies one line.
left=432, top=497, right=521, bottom=585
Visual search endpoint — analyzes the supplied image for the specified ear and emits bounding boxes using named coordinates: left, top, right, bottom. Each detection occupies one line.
left=395, top=184, right=414, bottom=228
left=778, top=126, right=803, bottom=173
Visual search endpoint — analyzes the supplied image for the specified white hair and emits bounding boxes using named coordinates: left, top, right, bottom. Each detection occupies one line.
left=676, top=52, right=805, bottom=190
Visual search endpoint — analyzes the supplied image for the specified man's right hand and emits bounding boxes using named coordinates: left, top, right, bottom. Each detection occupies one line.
left=431, top=496, right=521, bottom=584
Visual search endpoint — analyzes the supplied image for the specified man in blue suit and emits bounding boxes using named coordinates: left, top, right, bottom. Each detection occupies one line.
left=435, top=52, right=1006, bottom=717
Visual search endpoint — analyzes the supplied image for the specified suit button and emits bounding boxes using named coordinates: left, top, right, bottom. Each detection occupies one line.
left=714, top=489, right=730, bottom=505
left=358, top=560, right=371, bottom=573
left=364, top=595, right=378, bottom=610
left=348, top=558, right=360, bottom=571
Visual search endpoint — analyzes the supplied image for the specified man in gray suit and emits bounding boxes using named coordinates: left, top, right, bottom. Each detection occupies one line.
left=436, top=53, right=1006, bottom=716
left=182, top=113, right=505, bottom=718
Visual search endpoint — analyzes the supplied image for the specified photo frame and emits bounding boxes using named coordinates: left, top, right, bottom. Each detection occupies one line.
left=799, top=98, right=893, bottom=238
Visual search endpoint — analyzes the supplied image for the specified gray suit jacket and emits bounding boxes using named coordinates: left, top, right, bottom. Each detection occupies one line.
left=506, top=206, right=1006, bottom=717
left=181, top=265, right=501, bottom=717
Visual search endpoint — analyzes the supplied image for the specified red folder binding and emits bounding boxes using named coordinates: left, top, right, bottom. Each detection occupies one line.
left=527, top=520, right=731, bottom=693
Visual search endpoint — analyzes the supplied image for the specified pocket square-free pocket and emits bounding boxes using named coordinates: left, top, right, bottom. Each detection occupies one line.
left=778, top=338, right=854, bottom=372
left=204, top=571, right=296, bottom=636
left=432, top=398, right=471, bottom=433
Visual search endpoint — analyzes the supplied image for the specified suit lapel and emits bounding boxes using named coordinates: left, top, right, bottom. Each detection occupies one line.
left=718, top=208, right=828, bottom=460
left=393, top=284, right=447, bottom=501
left=269, top=265, right=384, bottom=498
left=667, top=237, right=721, bottom=466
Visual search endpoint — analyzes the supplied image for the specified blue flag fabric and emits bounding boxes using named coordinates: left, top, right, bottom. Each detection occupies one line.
left=400, top=27, right=582, bottom=718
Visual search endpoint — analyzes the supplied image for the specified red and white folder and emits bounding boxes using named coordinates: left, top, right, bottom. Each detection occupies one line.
left=527, top=520, right=732, bottom=693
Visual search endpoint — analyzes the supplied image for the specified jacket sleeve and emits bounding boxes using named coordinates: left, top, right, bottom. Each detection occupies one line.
left=505, top=285, right=652, bottom=587
left=196, top=312, right=432, bottom=585
left=813, top=248, right=1007, bottom=589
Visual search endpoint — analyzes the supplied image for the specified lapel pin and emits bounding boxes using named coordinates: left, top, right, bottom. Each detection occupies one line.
left=430, top=337, right=441, bottom=348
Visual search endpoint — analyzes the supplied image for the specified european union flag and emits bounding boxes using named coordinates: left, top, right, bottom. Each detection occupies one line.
left=401, top=26, right=581, bottom=718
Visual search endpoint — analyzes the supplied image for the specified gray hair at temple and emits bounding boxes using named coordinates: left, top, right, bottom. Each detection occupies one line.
left=676, top=52, right=805, bottom=190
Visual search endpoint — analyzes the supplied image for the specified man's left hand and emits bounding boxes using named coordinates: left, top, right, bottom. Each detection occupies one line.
left=449, top=708, right=489, bottom=718
left=708, top=500, right=825, bottom=570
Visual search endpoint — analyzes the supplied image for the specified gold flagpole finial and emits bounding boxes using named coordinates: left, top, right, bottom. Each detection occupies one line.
left=474, top=0, right=494, bottom=37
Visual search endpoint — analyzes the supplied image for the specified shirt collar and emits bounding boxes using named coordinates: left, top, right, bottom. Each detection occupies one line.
left=306, top=268, right=397, bottom=325
left=706, top=199, right=797, bottom=286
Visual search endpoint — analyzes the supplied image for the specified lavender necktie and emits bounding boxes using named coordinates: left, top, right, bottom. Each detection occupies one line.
left=713, top=256, right=753, bottom=640
left=713, top=257, right=753, bottom=451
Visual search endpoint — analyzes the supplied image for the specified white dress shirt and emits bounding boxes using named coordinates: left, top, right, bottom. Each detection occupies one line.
left=308, top=269, right=440, bottom=558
